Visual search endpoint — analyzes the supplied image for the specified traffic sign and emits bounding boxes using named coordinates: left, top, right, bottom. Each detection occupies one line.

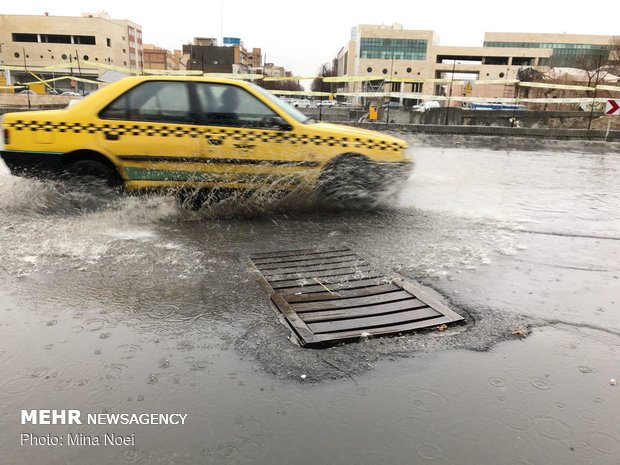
left=605, top=99, right=620, bottom=116
left=464, top=81, right=473, bottom=96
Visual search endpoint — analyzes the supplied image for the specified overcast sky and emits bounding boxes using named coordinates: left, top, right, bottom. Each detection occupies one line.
left=3, top=1, right=619, bottom=76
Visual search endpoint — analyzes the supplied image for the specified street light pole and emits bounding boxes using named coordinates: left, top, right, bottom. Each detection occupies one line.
left=444, top=59, right=457, bottom=125
left=22, top=47, right=31, bottom=108
left=386, top=47, right=395, bottom=124
left=75, top=49, right=84, bottom=96
left=47, top=50, right=56, bottom=93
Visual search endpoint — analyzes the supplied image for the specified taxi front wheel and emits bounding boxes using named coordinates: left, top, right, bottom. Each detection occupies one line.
left=318, top=154, right=383, bottom=204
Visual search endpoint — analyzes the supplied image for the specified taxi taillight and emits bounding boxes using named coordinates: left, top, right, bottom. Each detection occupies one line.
left=3, top=128, right=8, bottom=145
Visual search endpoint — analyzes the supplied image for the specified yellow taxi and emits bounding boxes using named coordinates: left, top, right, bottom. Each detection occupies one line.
left=1, top=76, right=411, bottom=201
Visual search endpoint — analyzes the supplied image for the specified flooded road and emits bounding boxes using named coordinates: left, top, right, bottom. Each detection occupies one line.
left=1, top=135, right=619, bottom=464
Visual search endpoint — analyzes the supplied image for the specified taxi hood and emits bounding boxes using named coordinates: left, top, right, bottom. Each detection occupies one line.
left=310, top=122, right=407, bottom=147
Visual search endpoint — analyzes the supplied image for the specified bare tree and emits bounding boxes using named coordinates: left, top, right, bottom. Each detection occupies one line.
left=570, top=50, right=611, bottom=89
left=258, top=79, right=303, bottom=92
left=608, top=36, right=620, bottom=74
left=311, top=60, right=337, bottom=94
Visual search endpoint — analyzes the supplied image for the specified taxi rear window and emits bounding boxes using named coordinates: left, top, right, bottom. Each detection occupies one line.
left=100, top=81, right=194, bottom=124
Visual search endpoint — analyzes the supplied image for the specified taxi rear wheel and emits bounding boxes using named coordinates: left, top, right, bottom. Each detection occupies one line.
left=63, top=159, right=122, bottom=193
left=318, top=154, right=383, bottom=204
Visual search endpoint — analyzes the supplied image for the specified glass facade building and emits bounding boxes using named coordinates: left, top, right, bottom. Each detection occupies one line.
left=483, top=41, right=610, bottom=66
left=360, top=38, right=428, bottom=61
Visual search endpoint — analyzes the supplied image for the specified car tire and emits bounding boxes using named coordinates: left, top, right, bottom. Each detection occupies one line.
left=318, top=154, right=383, bottom=206
left=63, top=159, right=121, bottom=193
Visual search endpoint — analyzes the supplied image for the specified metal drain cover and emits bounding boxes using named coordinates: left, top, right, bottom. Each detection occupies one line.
left=250, top=246, right=464, bottom=347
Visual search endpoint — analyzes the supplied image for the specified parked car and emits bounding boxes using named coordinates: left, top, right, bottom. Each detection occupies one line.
left=18, top=90, right=36, bottom=95
left=61, top=91, right=82, bottom=97
left=316, top=100, right=336, bottom=108
left=412, top=101, right=441, bottom=112
left=0, top=76, right=412, bottom=202
left=470, top=102, right=527, bottom=111
left=382, top=101, right=403, bottom=109
left=292, top=99, right=311, bottom=108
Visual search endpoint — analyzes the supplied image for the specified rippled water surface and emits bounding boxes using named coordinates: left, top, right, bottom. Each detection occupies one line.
left=1, top=136, right=619, bottom=464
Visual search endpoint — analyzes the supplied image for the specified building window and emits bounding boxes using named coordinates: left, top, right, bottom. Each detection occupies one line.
left=12, top=32, right=96, bottom=45
left=106, top=38, right=111, bottom=47
left=12, top=33, right=38, bottom=43
left=73, top=35, right=96, bottom=45
left=40, top=34, right=72, bottom=44
left=360, top=38, right=428, bottom=60
left=483, top=40, right=610, bottom=67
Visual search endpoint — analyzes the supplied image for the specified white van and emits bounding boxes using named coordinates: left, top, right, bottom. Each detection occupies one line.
left=412, top=101, right=440, bottom=112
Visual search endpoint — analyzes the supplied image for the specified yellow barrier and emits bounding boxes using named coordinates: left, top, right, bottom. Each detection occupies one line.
left=6, top=62, right=620, bottom=101
left=519, top=82, right=595, bottom=91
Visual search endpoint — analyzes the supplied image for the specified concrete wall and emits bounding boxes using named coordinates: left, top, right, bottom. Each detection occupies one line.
left=345, top=122, right=620, bottom=142
left=298, top=107, right=618, bottom=131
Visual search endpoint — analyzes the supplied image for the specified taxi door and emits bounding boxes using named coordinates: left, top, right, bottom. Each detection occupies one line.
left=192, top=82, right=317, bottom=191
left=96, top=80, right=202, bottom=189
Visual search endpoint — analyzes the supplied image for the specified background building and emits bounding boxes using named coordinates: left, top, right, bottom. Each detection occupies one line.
left=247, top=48, right=263, bottom=68
left=182, top=38, right=250, bottom=74
left=0, top=12, right=142, bottom=92
left=335, top=24, right=617, bottom=106
left=143, top=44, right=174, bottom=71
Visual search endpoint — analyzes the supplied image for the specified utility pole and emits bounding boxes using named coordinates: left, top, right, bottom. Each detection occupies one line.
left=75, top=49, right=84, bottom=95
left=386, top=47, right=395, bottom=124
left=23, top=47, right=31, bottom=108
left=69, top=54, right=74, bottom=93
left=444, top=59, right=457, bottom=125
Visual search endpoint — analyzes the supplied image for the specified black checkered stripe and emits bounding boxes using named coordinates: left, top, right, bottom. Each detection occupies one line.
left=8, top=120, right=404, bottom=152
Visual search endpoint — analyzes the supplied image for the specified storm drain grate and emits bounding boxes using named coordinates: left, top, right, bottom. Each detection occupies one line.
left=249, top=246, right=464, bottom=347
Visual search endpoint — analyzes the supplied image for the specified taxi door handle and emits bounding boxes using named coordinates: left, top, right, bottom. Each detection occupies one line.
left=105, top=133, right=120, bottom=141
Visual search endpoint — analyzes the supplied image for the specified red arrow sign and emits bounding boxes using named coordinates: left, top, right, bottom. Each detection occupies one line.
left=606, top=99, right=620, bottom=116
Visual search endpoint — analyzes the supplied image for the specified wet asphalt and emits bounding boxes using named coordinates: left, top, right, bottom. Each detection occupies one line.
left=0, top=133, right=619, bottom=464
